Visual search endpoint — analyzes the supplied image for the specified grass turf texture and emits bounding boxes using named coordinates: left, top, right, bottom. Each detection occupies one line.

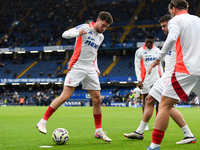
left=0, top=106, right=200, bottom=150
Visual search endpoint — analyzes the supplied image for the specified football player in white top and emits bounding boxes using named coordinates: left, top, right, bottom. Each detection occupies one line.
left=148, top=0, right=200, bottom=149
left=124, top=14, right=196, bottom=145
left=135, top=34, right=163, bottom=130
left=36, top=11, right=113, bottom=142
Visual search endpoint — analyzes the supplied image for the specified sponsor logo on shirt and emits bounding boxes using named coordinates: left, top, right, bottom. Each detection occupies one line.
left=168, top=50, right=172, bottom=55
left=145, top=57, right=156, bottom=61
left=88, top=36, right=95, bottom=41
left=85, top=40, right=99, bottom=49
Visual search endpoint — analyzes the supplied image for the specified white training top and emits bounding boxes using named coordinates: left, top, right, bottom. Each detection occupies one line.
left=62, top=22, right=103, bottom=73
left=157, top=10, right=200, bottom=76
left=135, top=45, right=163, bottom=85
left=133, top=87, right=142, bottom=98
left=194, top=96, right=199, bottom=105
left=162, top=46, right=176, bottom=82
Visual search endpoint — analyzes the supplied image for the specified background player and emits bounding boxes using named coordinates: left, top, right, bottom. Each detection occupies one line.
left=134, top=34, right=163, bottom=130
left=131, top=83, right=142, bottom=108
left=36, top=11, right=113, bottom=142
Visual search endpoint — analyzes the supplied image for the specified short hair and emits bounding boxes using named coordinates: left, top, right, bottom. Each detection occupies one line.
left=169, top=0, right=189, bottom=10
left=159, top=14, right=171, bottom=23
left=145, top=34, right=155, bottom=39
left=98, top=11, right=113, bottom=24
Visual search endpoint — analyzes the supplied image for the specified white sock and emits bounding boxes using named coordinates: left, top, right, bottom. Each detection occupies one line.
left=136, top=120, right=148, bottom=134
left=40, top=119, right=47, bottom=124
left=96, top=128, right=103, bottom=133
left=181, top=125, right=194, bottom=137
left=150, top=142, right=160, bottom=149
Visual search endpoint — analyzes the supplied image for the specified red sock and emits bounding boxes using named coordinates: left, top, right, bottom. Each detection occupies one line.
left=94, top=114, right=102, bottom=129
left=152, top=129, right=165, bottom=145
left=43, top=106, right=55, bottom=121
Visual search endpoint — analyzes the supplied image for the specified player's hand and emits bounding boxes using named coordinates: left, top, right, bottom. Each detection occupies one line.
left=138, top=81, right=143, bottom=89
left=97, top=72, right=100, bottom=77
left=148, top=59, right=160, bottom=75
left=79, top=30, right=87, bottom=36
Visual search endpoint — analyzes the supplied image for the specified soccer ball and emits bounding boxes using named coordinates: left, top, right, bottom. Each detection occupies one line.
left=52, top=128, right=69, bottom=145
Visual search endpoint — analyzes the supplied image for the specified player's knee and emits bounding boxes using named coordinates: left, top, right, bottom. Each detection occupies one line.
left=92, top=97, right=101, bottom=106
left=145, top=95, right=155, bottom=105
left=59, top=95, right=70, bottom=103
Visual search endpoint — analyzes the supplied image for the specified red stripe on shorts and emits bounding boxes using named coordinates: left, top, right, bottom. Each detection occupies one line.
left=171, top=73, right=188, bottom=101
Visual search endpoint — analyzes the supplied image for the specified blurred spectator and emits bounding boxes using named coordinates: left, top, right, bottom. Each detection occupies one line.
left=0, top=62, right=5, bottom=67
left=40, top=72, right=43, bottom=77
left=27, top=73, right=31, bottom=78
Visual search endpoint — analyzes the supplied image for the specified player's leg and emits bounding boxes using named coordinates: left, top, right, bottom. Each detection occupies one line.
left=136, top=94, right=156, bottom=134
left=148, top=73, right=200, bottom=149
left=88, top=90, right=111, bottom=142
left=170, top=107, right=196, bottom=144
left=134, top=98, right=137, bottom=108
left=142, top=94, right=148, bottom=114
left=148, top=96, right=177, bottom=149
left=124, top=94, right=156, bottom=139
left=155, top=101, right=159, bottom=117
left=143, top=94, right=157, bottom=123
left=36, top=86, right=75, bottom=134
left=142, top=93, right=149, bottom=130
left=37, top=67, right=85, bottom=134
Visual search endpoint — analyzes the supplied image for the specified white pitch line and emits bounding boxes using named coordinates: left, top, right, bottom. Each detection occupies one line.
left=39, top=146, right=53, bottom=148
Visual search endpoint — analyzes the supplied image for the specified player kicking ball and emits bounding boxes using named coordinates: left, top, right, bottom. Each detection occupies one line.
left=36, top=11, right=113, bottom=142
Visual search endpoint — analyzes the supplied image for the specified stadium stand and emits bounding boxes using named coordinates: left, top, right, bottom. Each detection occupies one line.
left=0, top=0, right=199, bottom=106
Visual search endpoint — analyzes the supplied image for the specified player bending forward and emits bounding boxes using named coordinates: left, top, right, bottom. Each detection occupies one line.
left=36, top=11, right=113, bottom=142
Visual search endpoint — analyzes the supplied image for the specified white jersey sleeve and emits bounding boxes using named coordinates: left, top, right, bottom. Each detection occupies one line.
left=157, top=19, right=180, bottom=61
left=158, top=12, right=200, bottom=75
left=94, top=54, right=100, bottom=73
left=134, top=48, right=142, bottom=82
left=65, top=22, right=104, bottom=71
left=62, top=24, right=88, bottom=39
left=162, top=46, right=176, bottom=82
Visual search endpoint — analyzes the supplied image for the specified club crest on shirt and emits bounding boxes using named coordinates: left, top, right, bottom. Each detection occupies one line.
left=68, top=78, right=72, bottom=84
left=99, top=37, right=103, bottom=42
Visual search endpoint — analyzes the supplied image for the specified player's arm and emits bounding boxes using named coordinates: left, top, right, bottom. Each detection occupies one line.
left=134, top=49, right=142, bottom=82
left=94, top=55, right=100, bottom=77
left=156, top=48, right=163, bottom=77
left=157, top=19, right=180, bottom=61
left=94, top=35, right=104, bottom=77
left=158, top=63, right=163, bottom=77
left=149, top=20, right=180, bottom=74
left=62, top=24, right=87, bottom=39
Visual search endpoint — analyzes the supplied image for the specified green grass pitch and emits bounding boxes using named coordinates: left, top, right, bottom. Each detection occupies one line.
left=0, top=106, right=200, bottom=150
